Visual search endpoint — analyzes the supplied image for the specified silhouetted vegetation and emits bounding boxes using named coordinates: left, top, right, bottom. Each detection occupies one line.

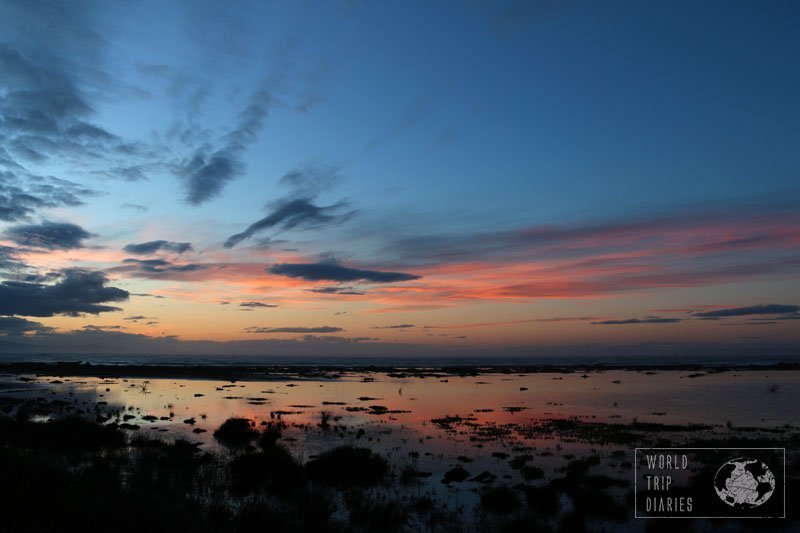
left=481, top=486, right=522, bottom=514
left=306, top=445, right=389, bottom=487
left=230, top=447, right=304, bottom=494
left=213, top=417, right=258, bottom=447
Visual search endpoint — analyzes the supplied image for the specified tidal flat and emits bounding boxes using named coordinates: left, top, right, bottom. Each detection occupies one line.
left=0, top=364, right=797, bottom=532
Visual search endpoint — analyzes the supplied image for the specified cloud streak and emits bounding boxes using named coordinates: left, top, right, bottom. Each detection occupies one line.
left=591, top=317, right=681, bottom=325
left=693, top=304, right=799, bottom=318
left=225, top=198, right=353, bottom=248
left=0, top=316, right=53, bottom=336
left=5, top=221, right=93, bottom=250
left=177, top=89, right=272, bottom=205
left=123, top=240, right=193, bottom=255
left=244, top=326, right=343, bottom=334
left=268, top=261, right=420, bottom=283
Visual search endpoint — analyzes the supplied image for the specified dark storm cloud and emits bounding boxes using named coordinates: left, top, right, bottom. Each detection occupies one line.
left=693, top=304, right=799, bottom=318
left=239, top=302, right=278, bottom=308
left=0, top=268, right=128, bottom=317
left=0, top=316, right=53, bottom=336
left=177, top=89, right=272, bottom=205
left=5, top=221, right=93, bottom=250
left=244, top=326, right=343, bottom=334
left=268, top=262, right=420, bottom=283
left=306, top=286, right=367, bottom=295
left=591, top=317, right=681, bottom=325
left=123, top=240, right=193, bottom=255
left=225, top=198, right=353, bottom=248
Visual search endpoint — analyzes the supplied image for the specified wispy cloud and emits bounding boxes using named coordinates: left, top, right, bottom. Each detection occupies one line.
left=306, top=286, right=366, bottom=295
left=109, top=258, right=207, bottom=278
left=591, top=317, right=681, bottom=325
left=244, top=326, right=343, bottom=334
left=239, top=302, right=278, bottom=308
left=225, top=163, right=354, bottom=248
left=5, top=221, right=94, bottom=250
left=225, top=198, right=353, bottom=248
left=693, top=304, right=799, bottom=318
left=176, top=89, right=272, bottom=205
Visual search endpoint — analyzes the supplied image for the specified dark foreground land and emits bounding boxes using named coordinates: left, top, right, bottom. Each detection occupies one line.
left=0, top=364, right=797, bottom=532
left=2, top=360, right=799, bottom=380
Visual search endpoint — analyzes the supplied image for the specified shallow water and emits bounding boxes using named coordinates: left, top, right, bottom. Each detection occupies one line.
left=1, top=367, right=798, bottom=531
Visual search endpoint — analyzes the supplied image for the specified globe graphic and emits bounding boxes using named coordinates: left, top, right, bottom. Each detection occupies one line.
left=714, top=458, right=776, bottom=508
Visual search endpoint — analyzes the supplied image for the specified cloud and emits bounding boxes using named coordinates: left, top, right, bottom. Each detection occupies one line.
left=224, top=163, right=354, bottom=248
left=122, top=315, right=156, bottom=323
left=177, top=89, right=272, bottom=205
left=4, top=221, right=93, bottom=250
left=693, top=304, right=799, bottom=318
left=278, top=162, right=343, bottom=198
left=268, top=261, right=420, bottom=283
left=0, top=41, right=114, bottom=163
left=299, top=335, right=376, bottom=343
left=120, top=203, right=149, bottom=212
left=0, top=173, right=99, bottom=222
left=82, top=324, right=125, bottom=332
left=306, top=286, right=366, bottom=295
left=423, top=317, right=597, bottom=330
left=244, top=326, right=343, bottom=334
left=123, top=240, right=193, bottom=255
left=224, top=198, right=354, bottom=248
left=591, top=317, right=681, bottom=325
left=0, top=268, right=128, bottom=317
left=109, top=258, right=207, bottom=279
left=0, top=244, right=27, bottom=273
left=0, top=316, right=53, bottom=336
left=239, top=302, right=278, bottom=308
left=372, top=324, right=415, bottom=329
left=0, top=10, right=154, bottom=185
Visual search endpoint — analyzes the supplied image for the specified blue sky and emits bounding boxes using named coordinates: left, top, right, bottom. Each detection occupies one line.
left=0, top=0, right=799, bottom=358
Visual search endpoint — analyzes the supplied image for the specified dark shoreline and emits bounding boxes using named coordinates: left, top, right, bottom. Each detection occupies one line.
left=1, top=360, right=798, bottom=381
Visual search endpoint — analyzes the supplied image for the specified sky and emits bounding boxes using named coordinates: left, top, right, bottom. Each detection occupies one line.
left=1, top=0, right=799, bottom=359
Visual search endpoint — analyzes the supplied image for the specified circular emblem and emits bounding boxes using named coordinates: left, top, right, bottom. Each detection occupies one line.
left=714, top=458, right=775, bottom=508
